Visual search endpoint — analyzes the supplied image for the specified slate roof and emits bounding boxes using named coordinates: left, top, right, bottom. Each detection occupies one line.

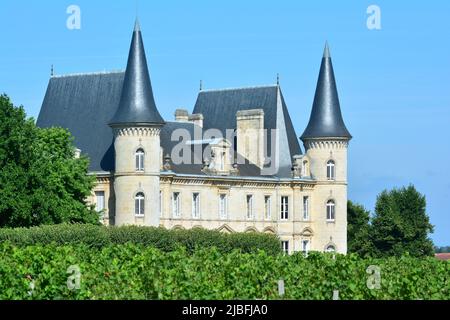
left=301, top=43, right=352, bottom=140
left=37, top=72, right=124, bottom=172
left=161, top=122, right=263, bottom=176
left=109, top=20, right=164, bottom=126
left=37, top=72, right=264, bottom=176
left=193, top=85, right=302, bottom=177
left=37, top=22, right=304, bottom=178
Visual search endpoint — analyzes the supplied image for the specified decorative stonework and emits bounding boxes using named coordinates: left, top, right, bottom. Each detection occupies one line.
left=160, top=173, right=316, bottom=189
left=96, top=176, right=111, bottom=184
left=303, top=139, right=349, bottom=150
left=115, top=127, right=161, bottom=137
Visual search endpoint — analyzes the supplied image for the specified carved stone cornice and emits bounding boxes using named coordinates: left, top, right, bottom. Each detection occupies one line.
left=114, top=127, right=161, bottom=137
left=159, top=173, right=317, bottom=189
left=303, top=139, right=349, bottom=150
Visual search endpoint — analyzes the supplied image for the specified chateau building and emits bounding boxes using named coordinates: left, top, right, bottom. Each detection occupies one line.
left=37, top=21, right=352, bottom=254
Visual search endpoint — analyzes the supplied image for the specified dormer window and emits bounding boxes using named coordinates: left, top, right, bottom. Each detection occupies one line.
left=302, top=160, right=309, bottom=177
left=327, top=160, right=335, bottom=180
left=136, top=149, right=145, bottom=172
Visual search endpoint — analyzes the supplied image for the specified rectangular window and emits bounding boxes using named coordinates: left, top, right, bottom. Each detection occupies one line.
left=281, top=196, right=289, bottom=220
left=327, top=201, right=336, bottom=221
left=135, top=193, right=145, bottom=216
left=281, top=241, right=289, bottom=255
left=136, top=150, right=144, bottom=172
left=221, top=152, right=225, bottom=171
left=95, top=191, right=105, bottom=213
left=264, top=196, right=271, bottom=220
left=219, top=194, right=228, bottom=219
left=302, top=240, right=310, bottom=253
left=246, top=195, right=254, bottom=220
left=172, top=192, right=181, bottom=218
left=192, top=193, right=200, bottom=219
left=303, top=196, right=309, bottom=221
left=159, top=191, right=163, bottom=217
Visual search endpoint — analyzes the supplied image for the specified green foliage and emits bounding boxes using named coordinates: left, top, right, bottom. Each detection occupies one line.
left=435, top=246, right=450, bottom=253
left=347, top=201, right=373, bottom=257
left=371, top=185, right=434, bottom=258
left=0, top=242, right=448, bottom=300
left=0, top=94, right=99, bottom=227
left=0, top=224, right=281, bottom=255
left=348, top=185, right=435, bottom=258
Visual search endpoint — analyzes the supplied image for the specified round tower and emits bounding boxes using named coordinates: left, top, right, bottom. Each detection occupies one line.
left=109, top=20, right=165, bottom=227
left=301, top=43, right=352, bottom=254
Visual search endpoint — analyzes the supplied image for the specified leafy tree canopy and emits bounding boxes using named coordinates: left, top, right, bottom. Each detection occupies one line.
left=371, top=185, right=434, bottom=258
left=347, top=201, right=373, bottom=257
left=348, top=185, right=434, bottom=258
left=0, top=94, right=100, bottom=227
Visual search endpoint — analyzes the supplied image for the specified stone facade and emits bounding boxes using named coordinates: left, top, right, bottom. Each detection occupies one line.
left=40, top=21, right=352, bottom=255
left=89, top=134, right=350, bottom=254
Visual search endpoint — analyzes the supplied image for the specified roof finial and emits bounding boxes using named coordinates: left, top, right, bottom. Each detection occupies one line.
left=134, top=0, right=140, bottom=32
left=134, top=17, right=140, bottom=32
left=135, top=0, right=139, bottom=19
left=51, top=64, right=54, bottom=77
left=200, top=80, right=203, bottom=91
left=324, top=41, right=331, bottom=59
left=277, top=73, right=280, bottom=86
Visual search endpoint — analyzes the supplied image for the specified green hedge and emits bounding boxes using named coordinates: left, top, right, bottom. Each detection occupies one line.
left=0, top=224, right=281, bottom=255
left=0, top=243, right=448, bottom=300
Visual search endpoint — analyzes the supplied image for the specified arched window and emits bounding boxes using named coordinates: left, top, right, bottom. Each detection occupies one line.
left=136, top=149, right=145, bottom=172
left=135, top=192, right=145, bottom=216
left=326, top=245, right=336, bottom=252
left=326, top=200, right=335, bottom=221
left=327, top=160, right=335, bottom=180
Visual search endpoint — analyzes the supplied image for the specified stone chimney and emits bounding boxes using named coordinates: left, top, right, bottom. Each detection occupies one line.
left=236, top=109, right=265, bottom=168
left=174, top=109, right=203, bottom=128
left=188, top=113, right=203, bottom=128
left=175, top=109, right=189, bottom=122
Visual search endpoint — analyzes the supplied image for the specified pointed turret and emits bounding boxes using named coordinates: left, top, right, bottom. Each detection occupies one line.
left=110, top=19, right=164, bottom=126
left=301, top=43, right=351, bottom=140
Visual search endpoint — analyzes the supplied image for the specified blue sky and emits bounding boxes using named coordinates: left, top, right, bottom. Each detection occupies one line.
left=0, top=1, right=449, bottom=245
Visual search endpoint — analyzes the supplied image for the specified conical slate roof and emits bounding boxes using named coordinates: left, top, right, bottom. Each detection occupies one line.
left=110, top=20, right=164, bottom=126
left=301, top=43, right=351, bottom=140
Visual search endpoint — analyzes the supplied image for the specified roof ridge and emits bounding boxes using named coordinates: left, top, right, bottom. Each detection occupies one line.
left=201, top=84, right=278, bottom=93
left=51, top=70, right=125, bottom=79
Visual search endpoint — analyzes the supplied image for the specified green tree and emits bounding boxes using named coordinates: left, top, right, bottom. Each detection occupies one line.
left=347, top=201, right=373, bottom=257
left=435, top=246, right=450, bottom=253
left=371, top=185, right=434, bottom=258
left=0, top=94, right=99, bottom=227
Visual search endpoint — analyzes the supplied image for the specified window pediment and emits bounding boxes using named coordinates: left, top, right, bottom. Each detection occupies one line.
left=300, top=227, right=314, bottom=237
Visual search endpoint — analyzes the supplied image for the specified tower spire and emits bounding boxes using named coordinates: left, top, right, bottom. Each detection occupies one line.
left=134, top=17, right=140, bottom=32
left=301, top=42, right=351, bottom=140
left=277, top=73, right=280, bottom=86
left=323, top=41, right=330, bottom=59
left=110, top=20, right=164, bottom=126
